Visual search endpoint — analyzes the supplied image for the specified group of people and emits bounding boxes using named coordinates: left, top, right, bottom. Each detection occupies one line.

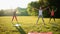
left=11, top=6, right=57, bottom=25
left=35, top=6, right=57, bottom=25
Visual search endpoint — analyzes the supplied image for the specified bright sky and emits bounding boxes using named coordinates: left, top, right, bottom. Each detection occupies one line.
left=0, top=0, right=38, bottom=10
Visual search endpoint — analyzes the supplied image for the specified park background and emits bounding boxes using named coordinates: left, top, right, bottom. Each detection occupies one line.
left=0, top=0, right=60, bottom=34
left=0, top=0, right=60, bottom=18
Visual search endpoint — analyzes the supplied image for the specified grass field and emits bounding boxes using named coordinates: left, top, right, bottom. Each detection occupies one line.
left=0, top=16, right=60, bottom=34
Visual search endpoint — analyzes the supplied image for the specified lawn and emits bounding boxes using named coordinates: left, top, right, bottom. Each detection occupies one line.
left=0, top=16, right=60, bottom=34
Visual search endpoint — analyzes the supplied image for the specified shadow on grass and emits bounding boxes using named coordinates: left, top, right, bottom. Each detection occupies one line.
left=12, top=22, right=26, bottom=34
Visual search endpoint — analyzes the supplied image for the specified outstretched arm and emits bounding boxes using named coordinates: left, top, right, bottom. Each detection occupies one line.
left=33, top=7, right=39, bottom=10
left=54, top=8, right=57, bottom=12
left=43, top=7, right=49, bottom=10
left=49, top=8, right=51, bottom=12
left=32, top=6, right=39, bottom=10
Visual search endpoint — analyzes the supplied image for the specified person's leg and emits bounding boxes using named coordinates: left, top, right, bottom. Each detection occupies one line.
left=41, top=15, right=45, bottom=25
left=15, top=16, right=19, bottom=24
left=15, top=16, right=18, bottom=22
left=36, top=15, right=40, bottom=25
left=12, top=16, right=14, bottom=21
left=53, top=16, right=55, bottom=22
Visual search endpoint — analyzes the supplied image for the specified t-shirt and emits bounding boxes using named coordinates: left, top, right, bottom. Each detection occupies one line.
left=39, top=10, right=43, bottom=15
left=51, top=9, right=54, bottom=16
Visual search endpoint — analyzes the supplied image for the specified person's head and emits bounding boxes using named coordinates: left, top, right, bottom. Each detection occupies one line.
left=39, top=7, right=42, bottom=10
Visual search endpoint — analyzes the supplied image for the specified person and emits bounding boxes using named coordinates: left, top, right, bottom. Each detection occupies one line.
left=49, top=6, right=57, bottom=23
left=12, top=9, right=18, bottom=22
left=11, top=9, right=21, bottom=27
left=33, top=6, right=48, bottom=25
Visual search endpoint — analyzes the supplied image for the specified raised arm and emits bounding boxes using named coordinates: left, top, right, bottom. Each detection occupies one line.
left=54, top=8, right=57, bottom=12
left=49, top=8, right=51, bottom=12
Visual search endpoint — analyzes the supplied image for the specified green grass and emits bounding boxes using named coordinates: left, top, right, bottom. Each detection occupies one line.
left=0, top=16, right=60, bottom=34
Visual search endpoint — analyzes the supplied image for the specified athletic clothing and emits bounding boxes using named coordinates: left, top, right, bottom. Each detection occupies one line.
left=12, top=16, right=18, bottom=21
left=51, top=9, right=54, bottom=16
left=39, top=10, right=43, bottom=15
left=12, top=10, right=18, bottom=21
left=36, top=9, right=45, bottom=25
left=36, top=15, right=44, bottom=23
left=49, top=16, right=55, bottom=23
left=49, top=9, right=55, bottom=22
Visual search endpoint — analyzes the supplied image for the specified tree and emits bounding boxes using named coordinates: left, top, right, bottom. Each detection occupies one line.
left=27, top=2, right=40, bottom=16
left=0, top=10, right=4, bottom=16
left=16, top=7, right=29, bottom=16
left=27, top=0, right=49, bottom=17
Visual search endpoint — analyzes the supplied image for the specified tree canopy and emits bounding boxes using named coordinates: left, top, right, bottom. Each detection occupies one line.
left=27, top=0, right=60, bottom=18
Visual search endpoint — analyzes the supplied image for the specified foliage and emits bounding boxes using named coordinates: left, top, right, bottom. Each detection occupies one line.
left=27, top=0, right=49, bottom=17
